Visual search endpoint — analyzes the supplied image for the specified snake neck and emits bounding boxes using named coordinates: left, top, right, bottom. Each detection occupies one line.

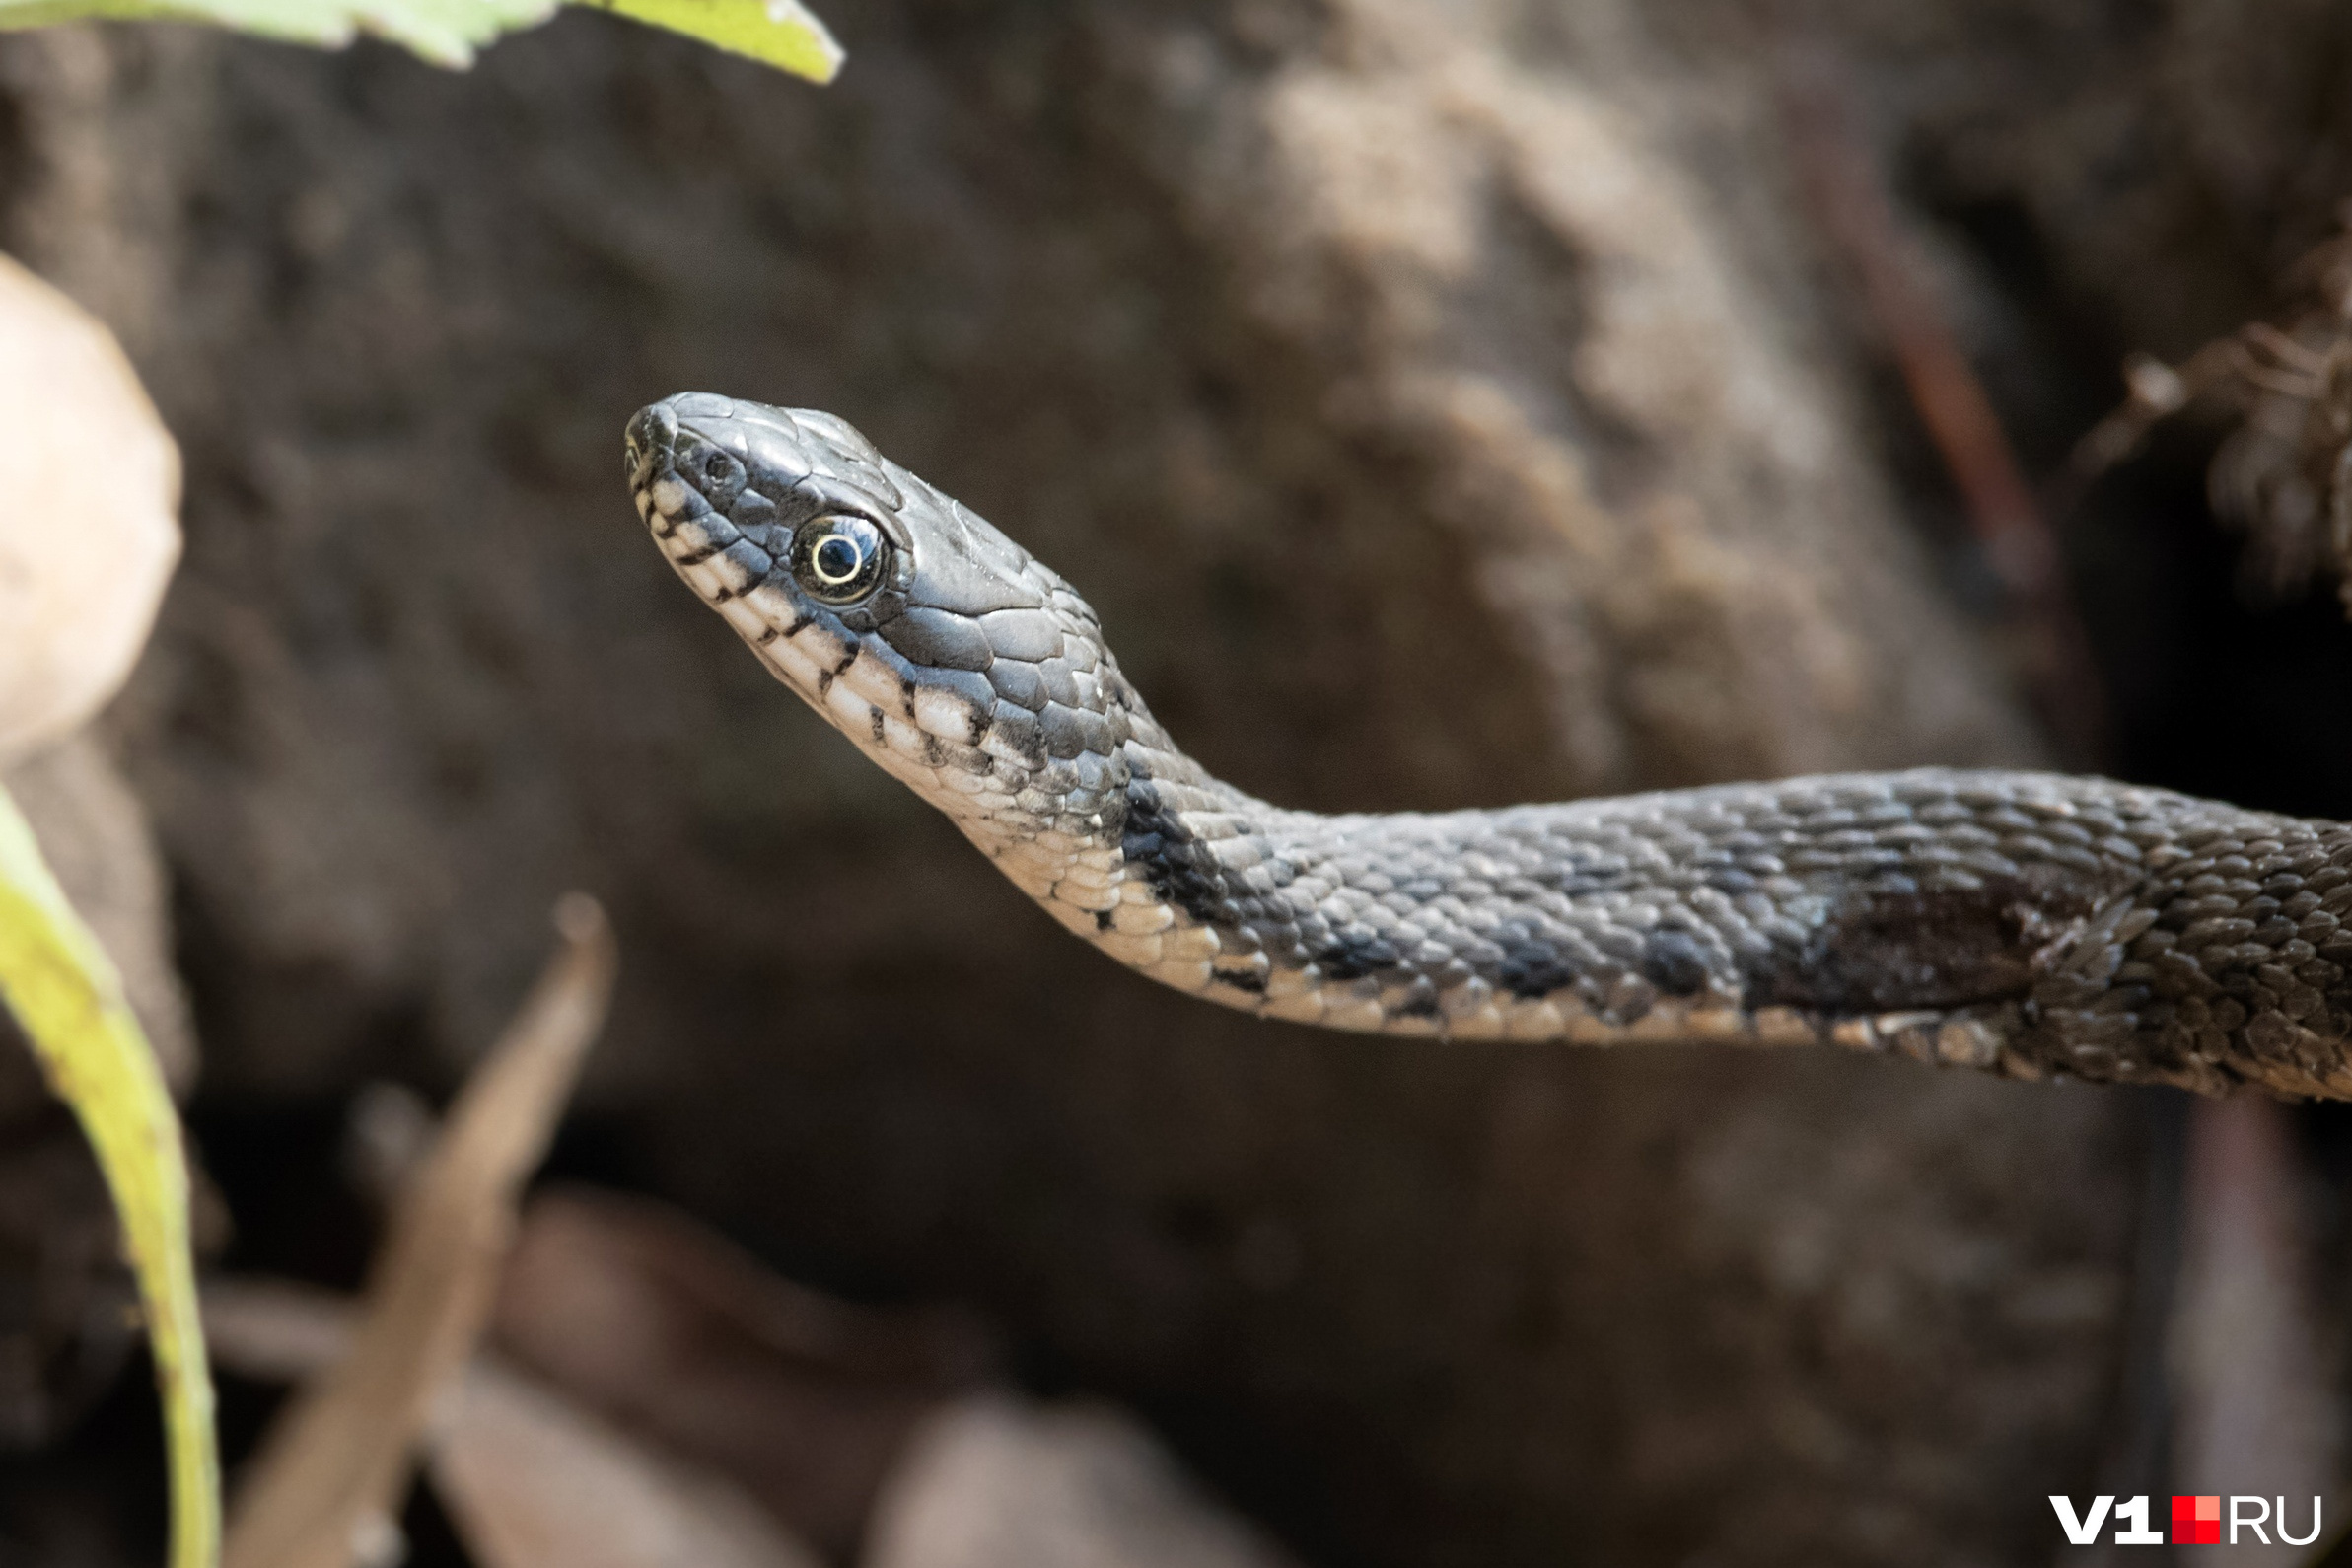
left=931, top=680, right=1279, bottom=986
left=951, top=685, right=1496, bottom=1022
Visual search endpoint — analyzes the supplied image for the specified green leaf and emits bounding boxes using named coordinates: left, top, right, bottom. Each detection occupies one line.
left=0, top=784, right=219, bottom=1568
left=0, top=0, right=545, bottom=65
left=0, top=0, right=840, bottom=78
left=572, top=0, right=837, bottom=81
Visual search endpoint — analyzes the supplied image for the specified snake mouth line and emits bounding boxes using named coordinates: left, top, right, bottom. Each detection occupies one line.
left=628, top=435, right=801, bottom=606
left=625, top=400, right=733, bottom=552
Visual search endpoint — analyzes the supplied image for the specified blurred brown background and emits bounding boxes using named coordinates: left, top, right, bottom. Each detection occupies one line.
left=6, top=1, right=2352, bottom=1563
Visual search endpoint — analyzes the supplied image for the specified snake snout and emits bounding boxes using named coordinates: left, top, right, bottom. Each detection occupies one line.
left=625, top=393, right=750, bottom=489
left=623, top=400, right=678, bottom=482
left=628, top=394, right=843, bottom=521
left=627, top=397, right=758, bottom=536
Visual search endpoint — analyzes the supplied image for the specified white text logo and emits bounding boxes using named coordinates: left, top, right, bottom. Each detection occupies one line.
left=2050, top=1495, right=2321, bottom=1547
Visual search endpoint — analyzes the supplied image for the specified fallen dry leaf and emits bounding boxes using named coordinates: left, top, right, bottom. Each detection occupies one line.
left=437, top=1356, right=826, bottom=1568
left=865, top=1394, right=1301, bottom=1568
left=206, top=1277, right=825, bottom=1568
left=493, top=1185, right=991, bottom=1559
left=223, top=893, right=615, bottom=1568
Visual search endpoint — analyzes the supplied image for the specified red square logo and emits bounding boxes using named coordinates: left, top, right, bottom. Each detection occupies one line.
left=2173, top=1495, right=2221, bottom=1545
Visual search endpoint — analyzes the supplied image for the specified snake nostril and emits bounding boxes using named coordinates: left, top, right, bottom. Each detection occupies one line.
left=624, top=402, right=681, bottom=467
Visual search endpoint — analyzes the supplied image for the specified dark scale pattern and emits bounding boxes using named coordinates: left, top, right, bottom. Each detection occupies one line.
left=1121, top=774, right=1232, bottom=929
left=630, top=395, right=2352, bottom=1101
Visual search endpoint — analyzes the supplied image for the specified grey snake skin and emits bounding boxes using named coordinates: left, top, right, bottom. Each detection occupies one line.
left=625, top=392, right=2352, bottom=1100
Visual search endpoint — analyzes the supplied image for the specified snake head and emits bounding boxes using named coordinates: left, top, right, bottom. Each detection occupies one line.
left=625, top=392, right=1140, bottom=858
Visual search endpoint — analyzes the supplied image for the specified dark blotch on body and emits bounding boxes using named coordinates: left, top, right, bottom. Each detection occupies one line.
left=1642, top=930, right=1713, bottom=997
left=1122, top=780, right=1236, bottom=929
left=1746, top=866, right=2102, bottom=1013
left=1497, top=938, right=1579, bottom=1000
left=1314, top=931, right=1400, bottom=981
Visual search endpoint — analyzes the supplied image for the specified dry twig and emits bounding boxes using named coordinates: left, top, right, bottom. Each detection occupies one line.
left=222, top=893, right=615, bottom=1568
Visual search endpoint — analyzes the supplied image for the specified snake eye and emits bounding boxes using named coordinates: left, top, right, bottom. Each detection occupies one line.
left=791, top=514, right=890, bottom=605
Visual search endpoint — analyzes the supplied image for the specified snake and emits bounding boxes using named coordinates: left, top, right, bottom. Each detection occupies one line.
left=623, top=392, right=2352, bottom=1101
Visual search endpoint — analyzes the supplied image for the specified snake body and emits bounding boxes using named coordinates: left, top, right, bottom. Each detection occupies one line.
left=625, top=393, right=2352, bottom=1100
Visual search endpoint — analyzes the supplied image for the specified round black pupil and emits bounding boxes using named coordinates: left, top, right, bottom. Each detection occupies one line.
left=815, top=534, right=863, bottom=582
